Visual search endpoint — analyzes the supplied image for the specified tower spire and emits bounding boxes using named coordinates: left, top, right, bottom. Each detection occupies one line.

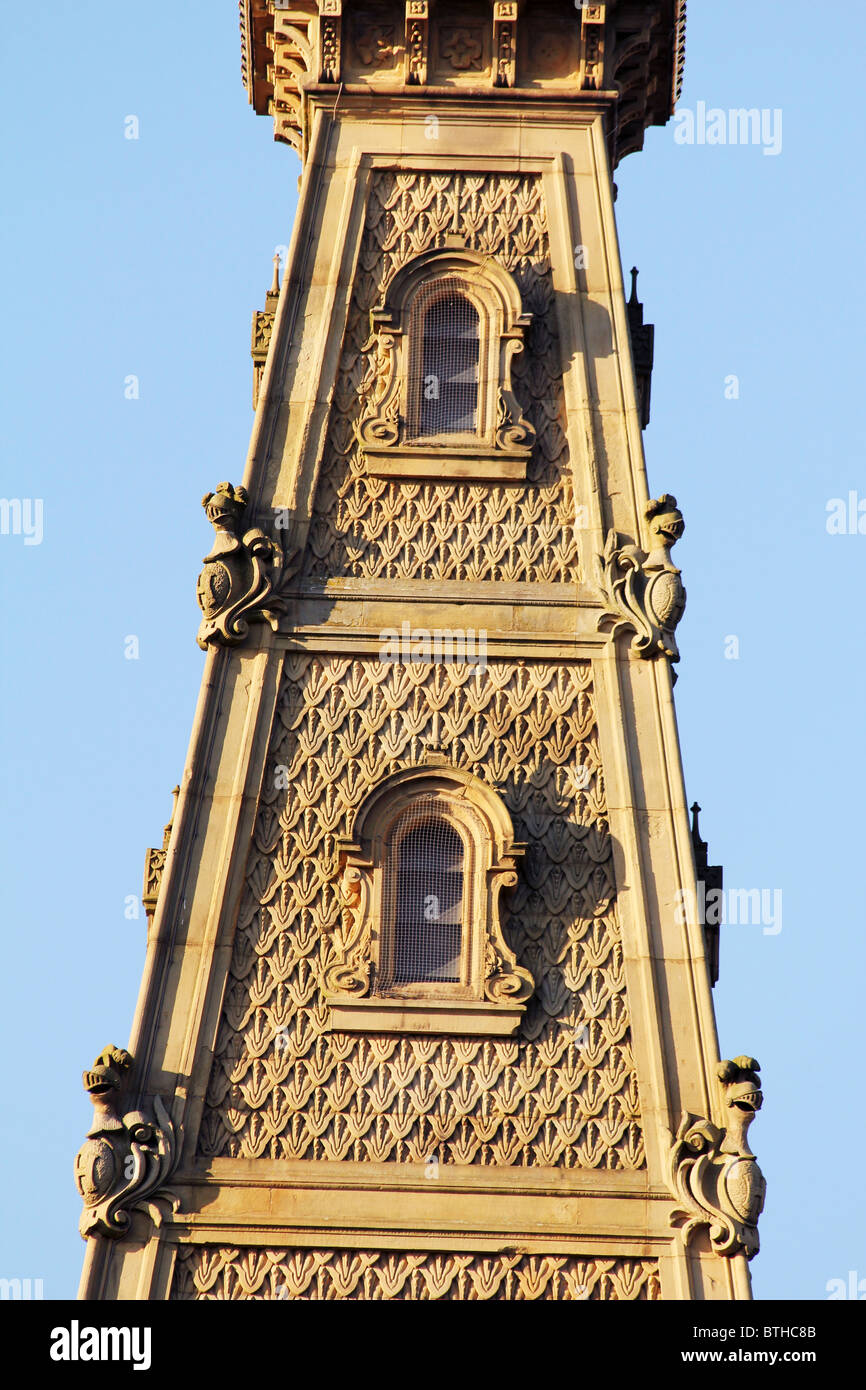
left=77, top=1, right=764, bottom=1306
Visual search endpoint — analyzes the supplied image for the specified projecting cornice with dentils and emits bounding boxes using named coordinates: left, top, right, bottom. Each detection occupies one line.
left=238, top=0, right=685, bottom=166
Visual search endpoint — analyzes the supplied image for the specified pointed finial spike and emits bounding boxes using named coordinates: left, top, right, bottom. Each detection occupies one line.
left=629, top=266, right=639, bottom=302
left=690, top=802, right=702, bottom=837
left=270, top=253, right=281, bottom=294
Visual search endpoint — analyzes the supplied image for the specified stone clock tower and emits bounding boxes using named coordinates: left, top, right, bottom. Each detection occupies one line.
left=76, top=1, right=766, bottom=1302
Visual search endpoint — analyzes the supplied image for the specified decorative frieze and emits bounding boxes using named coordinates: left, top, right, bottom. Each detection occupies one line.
left=239, top=1, right=686, bottom=167
left=172, top=1245, right=661, bottom=1300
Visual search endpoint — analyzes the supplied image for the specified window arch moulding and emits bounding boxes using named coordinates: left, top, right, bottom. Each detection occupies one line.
left=355, top=248, right=536, bottom=482
left=322, top=763, right=533, bottom=1036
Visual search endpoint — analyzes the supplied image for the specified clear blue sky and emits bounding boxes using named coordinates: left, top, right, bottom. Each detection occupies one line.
left=2, top=1, right=863, bottom=1300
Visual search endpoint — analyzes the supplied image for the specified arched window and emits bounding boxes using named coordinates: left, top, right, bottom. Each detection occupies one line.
left=324, top=766, right=534, bottom=1035
left=357, top=247, right=536, bottom=479
left=412, top=286, right=479, bottom=438
left=391, top=812, right=465, bottom=984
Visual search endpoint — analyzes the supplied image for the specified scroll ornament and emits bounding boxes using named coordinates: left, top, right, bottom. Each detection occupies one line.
left=597, top=494, right=687, bottom=661
left=321, top=860, right=374, bottom=997
left=196, top=482, right=298, bottom=649
left=483, top=863, right=533, bottom=1004
left=74, top=1046, right=180, bottom=1239
left=668, top=1056, right=766, bottom=1259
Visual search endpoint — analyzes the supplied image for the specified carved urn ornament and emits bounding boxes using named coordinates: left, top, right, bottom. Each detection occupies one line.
left=668, top=1057, right=766, bottom=1259
left=74, top=1046, right=179, bottom=1239
left=196, top=481, right=290, bottom=649
left=597, top=494, right=687, bottom=661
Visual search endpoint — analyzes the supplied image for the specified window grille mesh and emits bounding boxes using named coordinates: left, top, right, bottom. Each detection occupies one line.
left=409, top=282, right=479, bottom=437
left=380, top=798, right=465, bottom=988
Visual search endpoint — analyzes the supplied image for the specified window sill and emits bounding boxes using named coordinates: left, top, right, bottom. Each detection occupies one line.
left=362, top=444, right=530, bottom=482
left=327, top=996, right=525, bottom=1036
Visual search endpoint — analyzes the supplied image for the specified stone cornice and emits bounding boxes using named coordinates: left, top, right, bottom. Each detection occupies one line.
left=239, top=0, right=686, bottom=167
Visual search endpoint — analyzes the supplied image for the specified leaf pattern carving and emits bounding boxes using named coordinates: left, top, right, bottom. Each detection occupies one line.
left=171, top=1245, right=661, bottom=1301
left=199, top=656, right=644, bottom=1171
left=303, top=172, right=580, bottom=585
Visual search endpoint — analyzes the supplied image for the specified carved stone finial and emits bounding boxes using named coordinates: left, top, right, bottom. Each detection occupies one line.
left=596, top=494, right=686, bottom=661
left=668, top=1055, right=766, bottom=1260
left=626, top=271, right=655, bottom=427
left=74, top=1047, right=180, bottom=1240
left=196, top=482, right=291, bottom=649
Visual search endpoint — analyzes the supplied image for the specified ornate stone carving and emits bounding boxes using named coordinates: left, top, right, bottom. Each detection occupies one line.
left=304, top=171, right=581, bottom=584
left=320, top=766, right=533, bottom=1031
left=196, top=482, right=293, bottom=649
left=597, top=494, right=687, bottom=661
left=579, top=2, right=606, bottom=91
left=404, top=2, right=428, bottom=85
left=241, top=2, right=687, bottom=167
left=322, top=860, right=373, bottom=997
left=317, top=1, right=342, bottom=83
left=269, top=5, right=316, bottom=154
left=493, top=3, right=518, bottom=88
left=172, top=1244, right=661, bottom=1300
left=74, top=1047, right=180, bottom=1239
left=668, top=1057, right=765, bottom=1259
left=355, top=22, right=396, bottom=68
left=199, top=657, right=644, bottom=1170
left=440, top=26, right=484, bottom=72
left=355, top=245, right=536, bottom=477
